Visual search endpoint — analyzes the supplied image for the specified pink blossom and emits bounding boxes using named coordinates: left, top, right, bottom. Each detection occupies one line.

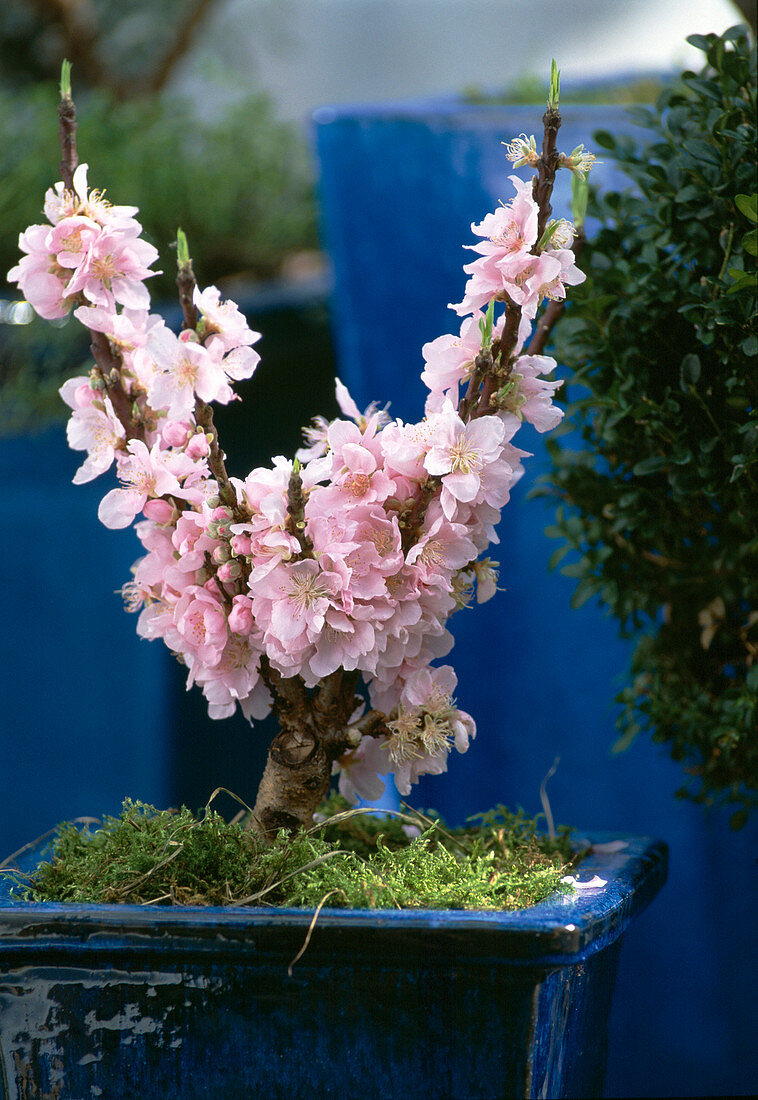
left=249, top=558, right=344, bottom=671
left=305, top=610, right=378, bottom=680
left=194, top=285, right=262, bottom=354
left=143, top=498, right=176, bottom=524
left=421, top=311, right=489, bottom=412
left=148, top=333, right=229, bottom=419
left=11, top=143, right=580, bottom=773
left=424, top=404, right=506, bottom=518
left=7, top=224, right=72, bottom=320
left=379, top=418, right=438, bottom=482
left=337, top=735, right=391, bottom=803
left=97, top=439, right=190, bottom=529
left=406, top=514, right=478, bottom=580
left=450, top=175, right=539, bottom=315
left=60, top=380, right=127, bottom=484
left=509, top=248, right=585, bottom=319
left=296, top=379, right=390, bottom=463
left=174, top=585, right=229, bottom=672
left=471, top=558, right=499, bottom=603
left=228, top=594, right=255, bottom=635
left=309, top=427, right=396, bottom=510
left=376, top=664, right=476, bottom=794
left=502, top=354, right=564, bottom=433
left=193, top=638, right=272, bottom=721
left=44, top=164, right=140, bottom=228
left=63, top=224, right=159, bottom=310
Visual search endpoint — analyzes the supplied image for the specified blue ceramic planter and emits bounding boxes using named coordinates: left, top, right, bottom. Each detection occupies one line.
left=0, top=836, right=666, bottom=1100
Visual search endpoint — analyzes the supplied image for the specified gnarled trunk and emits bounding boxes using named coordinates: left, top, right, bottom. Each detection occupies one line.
left=250, top=663, right=366, bottom=840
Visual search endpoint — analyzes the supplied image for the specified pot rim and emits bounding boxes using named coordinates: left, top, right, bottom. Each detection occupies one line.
left=0, top=834, right=667, bottom=965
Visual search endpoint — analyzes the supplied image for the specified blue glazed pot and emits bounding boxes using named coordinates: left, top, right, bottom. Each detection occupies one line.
left=0, top=836, right=666, bottom=1100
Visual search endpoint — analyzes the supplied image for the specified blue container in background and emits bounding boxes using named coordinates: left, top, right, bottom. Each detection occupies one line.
left=312, top=99, right=758, bottom=1098
left=0, top=430, right=173, bottom=861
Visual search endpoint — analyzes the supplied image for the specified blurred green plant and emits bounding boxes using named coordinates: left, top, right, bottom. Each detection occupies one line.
left=463, top=73, right=668, bottom=107
left=539, top=27, right=757, bottom=825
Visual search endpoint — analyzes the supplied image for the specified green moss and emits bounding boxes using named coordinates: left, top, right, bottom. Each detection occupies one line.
left=10, top=795, right=580, bottom=911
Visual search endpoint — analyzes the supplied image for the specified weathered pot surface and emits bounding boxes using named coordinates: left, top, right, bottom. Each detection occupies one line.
left=0, top=834, right=667, bottom=1100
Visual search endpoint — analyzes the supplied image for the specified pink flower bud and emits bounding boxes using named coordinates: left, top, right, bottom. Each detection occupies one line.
left=228, top=595, right=254, bottom=635
left=162, top=420, right=192, bottom=448
left=217, top=560, right=242, bottom=582
left=230, top=534, right=252, bottom=556
left=186, top=432, right=210, bottom=459
left=143, top=498, right=175, bottom=523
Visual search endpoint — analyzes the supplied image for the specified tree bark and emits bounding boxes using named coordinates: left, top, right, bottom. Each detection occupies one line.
left=250, top=664, right=365, bottom=840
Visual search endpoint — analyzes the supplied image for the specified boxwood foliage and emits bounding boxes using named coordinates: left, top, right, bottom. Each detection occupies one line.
left=542, top=27, right=757, bottom=825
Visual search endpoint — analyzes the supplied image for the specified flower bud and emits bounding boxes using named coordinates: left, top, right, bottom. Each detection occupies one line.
left=213, top=543, right=231, bottom=564
left=143, top=498, right=175, bottom=524
left=217, top=560, right=242, bottom=582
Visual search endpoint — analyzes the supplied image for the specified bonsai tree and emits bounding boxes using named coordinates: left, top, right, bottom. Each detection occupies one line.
left=542, top=27, right=757, bottom=826
left=8, top=63, right=593, bottom=840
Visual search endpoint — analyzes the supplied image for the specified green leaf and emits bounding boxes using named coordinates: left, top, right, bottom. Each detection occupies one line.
left=686, top=33, right=714, bottom=51
left=570, top=578, right=598, bottom=609
left=612, top=725, right=639, bottom=753
left=549, top=59, right=560, bottom=109
left=682, top=139, right=722, bottom=166
left=548, top=544, right=571, bottom=571
left=730, top=809, right=748, bottom=831
left=632, top=455, right=670, bottom=475
left=543, top=525, right=565, bottom=540
left=571, top=174, right=588, bottom=230
left=60, top=59, right=73, bottom=101
left=176, top=227, right=190, bottom=267
left=726, top=271, right=758, bottom=294
left=560, top=561, right=588, bottom=579
left=735, top=193, right=758, bottom=222
left=478, top=299, right=495, bottom=346
left=680, top=353, right=701, bottom=387
left=685, top=78, right=724, bottom=104
left=592, top=130, right=617, bottom=152
left=742, top=228, right=757, bottom=256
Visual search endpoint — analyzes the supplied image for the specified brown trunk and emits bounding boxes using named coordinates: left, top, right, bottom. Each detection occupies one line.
left=251, top=727, right=334, bottom=836
left=249, top=663, right=364, bottom=841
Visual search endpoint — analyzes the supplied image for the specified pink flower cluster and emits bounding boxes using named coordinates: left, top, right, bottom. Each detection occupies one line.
left=450, top=175, right=584, bottom=328
left=9, top=156, right=580, bottom=803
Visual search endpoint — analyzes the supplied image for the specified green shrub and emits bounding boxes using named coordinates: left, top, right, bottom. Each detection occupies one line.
left=542, top=27, right=757, bottom=824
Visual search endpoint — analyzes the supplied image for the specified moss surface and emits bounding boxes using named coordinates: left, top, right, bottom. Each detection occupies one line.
left=10, top=795, right=580, bottom=911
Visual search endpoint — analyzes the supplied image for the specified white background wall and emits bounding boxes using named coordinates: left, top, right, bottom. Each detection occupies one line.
left=175, top=0, right=741, bottom=122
